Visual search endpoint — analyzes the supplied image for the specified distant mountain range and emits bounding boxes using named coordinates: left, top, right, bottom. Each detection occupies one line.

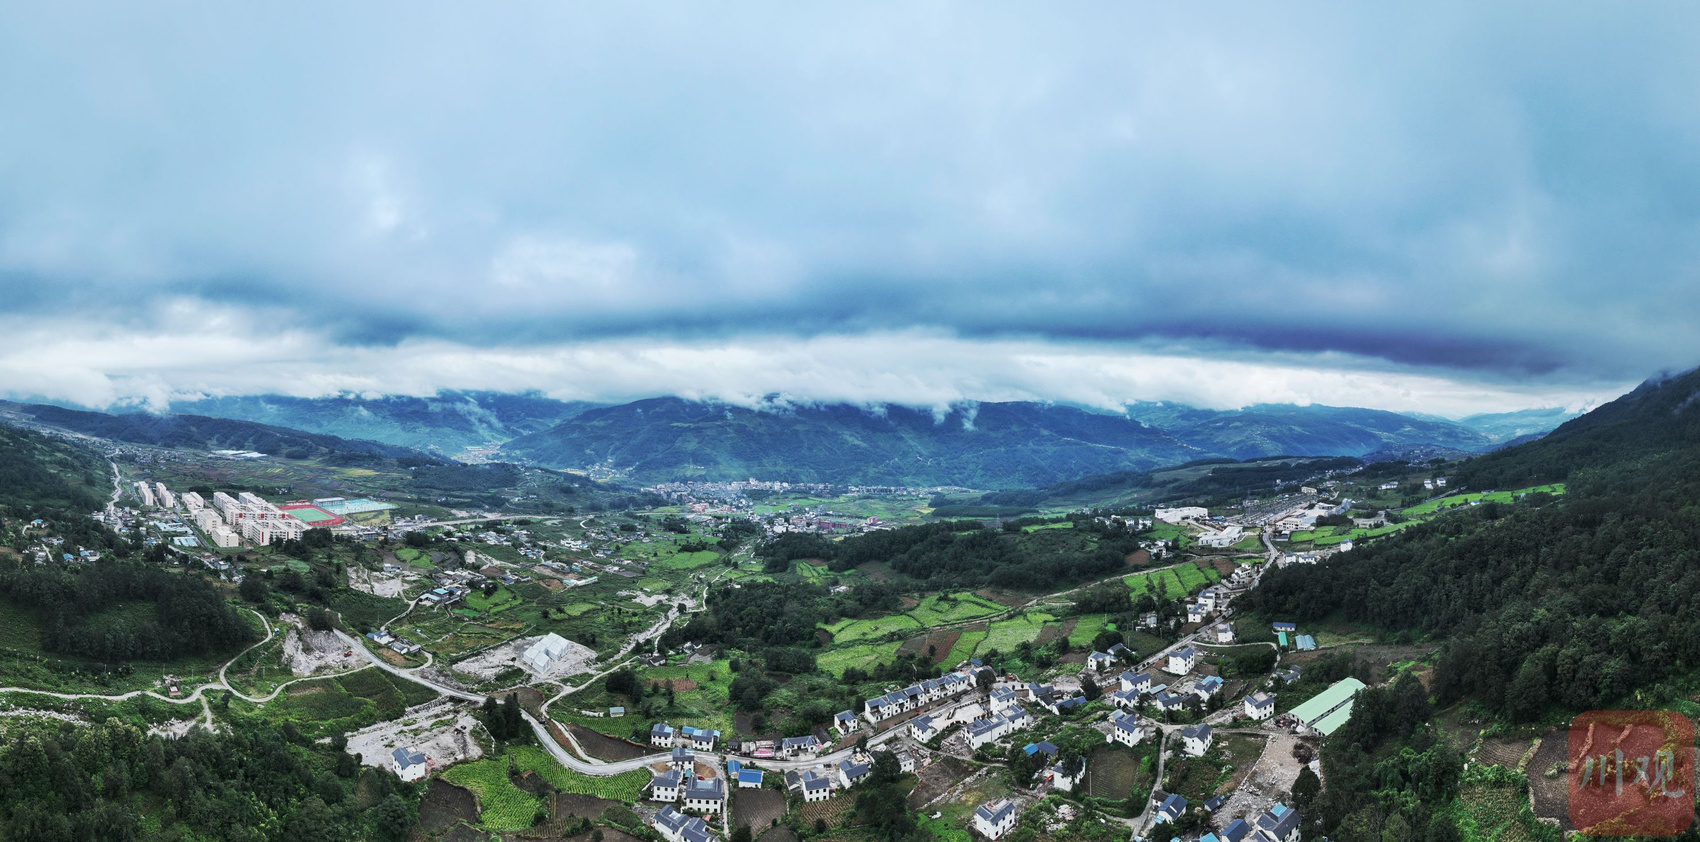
left=139, top=391, right=1581, bottom=488
left=170, top=391, right=599, bottom=454
left=0, top=401, right=422, bottom=461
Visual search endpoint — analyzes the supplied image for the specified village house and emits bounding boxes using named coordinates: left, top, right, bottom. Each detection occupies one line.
left=390, top=747, right=429, bottom=782
left=1166, top=646, right=1198, bottom=675
left=1108, top=711, right=1147, bottom=747
left=682, top=776, right=725, bottom=814
left=1155, top=793, right=1188, bottom=824
left=834, top=710, right=859, bottom=736
left=1244, top=691, right=1276, bottom=720
left=1085, top=651, right=1116, bottom=672
left=1181, top=723, right=1213, bottom=756
left=973, top=799, right=1019, bottom=840
left=784, top=770, right=833, bottom=802
left=1118, top=670, right=1152, bottom=695
left=652, top=807, right=713, bottom=842
left=647, top=768, right=683, bottom=802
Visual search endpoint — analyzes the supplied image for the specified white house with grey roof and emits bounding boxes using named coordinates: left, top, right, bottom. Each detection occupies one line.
left=974, top=799, right=1019, bottom=840
left=834, top=709, right=859, bottom=735
left=1244, top=691, right=1275, bottom=720
left=390, top=746, right=429, bottom=782
left=1166, top=646, right=1198, bottom=675
left=1108, top=711, right=1147, bottom=747
left=1181, top=723, right=1213, bottom=756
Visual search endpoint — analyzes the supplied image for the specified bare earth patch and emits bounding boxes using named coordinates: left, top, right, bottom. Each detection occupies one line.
left=1035, top=618, right=1076, bottom=647
left=732, top=788, right=788, bottom=832
left=346, top=697, right=485, bottom=771
left=566, top=723, right=651, bottom=762
left=927, top=629, right=963, bottom=664
left=418, top=778, right=479, bottom=835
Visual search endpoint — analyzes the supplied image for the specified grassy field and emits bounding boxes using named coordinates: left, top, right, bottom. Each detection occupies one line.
left=825, top=614, right=924, bottom=644
left=1067, top=614, right=1110, bottom=649
left=818, top=642, right=904, bottom=678
left=1402, top=483, right=1566, bottom=517
left=905, top=593, right=1006, bottom=626
left=1124, top=563, right=1219, bottom=599
left=507, top=746, right=649, bottom=801
left=976, top=611, right=1057, bottom=656
left=442, top=758, right=542, bottom=832
left=945, top=628, right=987, bottom=667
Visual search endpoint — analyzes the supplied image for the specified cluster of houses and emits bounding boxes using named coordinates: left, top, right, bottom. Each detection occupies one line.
left=650, top=722, right=723, bottom=752
left=860, top=670, right=977, bottom=724
left=652, top=806, right=714, bottom=842
left=1153, top=797, right=1302, bottom=842
left=644, top=767, right=727, bottom=814
left=1104, top=665, right=1225, bottom=716
left=365, top=628, right=421, bottom=656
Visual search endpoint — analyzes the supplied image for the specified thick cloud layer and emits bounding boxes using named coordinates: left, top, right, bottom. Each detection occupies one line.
left=1, top=2, right=1694, bottom=413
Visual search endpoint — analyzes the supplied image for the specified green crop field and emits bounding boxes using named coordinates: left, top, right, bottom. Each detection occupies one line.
left=905, top=593, right=1005, bottom=626
left=1124, top=563, right=1219, bottom=599
left=442, top=759, right=542, bottom=831
left=946, top=629, right=987, bottom=666
left=818, top=642, right=903, bottom=677
left=1067, top=614, right=1109, bottom=648
left=825, top=614, right=923, bottom=644
left=977, top=611, right=1056, bottom=655
left=506, top=746, right=649, bottom=801
left=1402, top=483, right=1566, bottom=517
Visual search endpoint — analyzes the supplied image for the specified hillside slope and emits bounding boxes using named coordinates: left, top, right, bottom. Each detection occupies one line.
left=503, top=397, right=1540, bottom=487
left=0, top=402, right=422, bottom=462
left=1248, top=364, right=1700, bottom=723
left=170, top=391, right=600, bottom=453
left=503, top=398, right=1206, bottom=488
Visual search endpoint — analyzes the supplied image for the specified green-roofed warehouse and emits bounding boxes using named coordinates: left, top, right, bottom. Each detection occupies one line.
left=1313, top=705, right=1354, bottom=736
left=1289, top=677, right=1366, bottom=734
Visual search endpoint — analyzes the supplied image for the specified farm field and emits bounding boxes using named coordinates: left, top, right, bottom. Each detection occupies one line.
left=905, top=593, right=1006, bottom=626
left=508, top=746, right=649, bottom=801
left=1087, top=743, right=1156, bottom=803
left=824, top=614, right=923, bottom=644
left=1402, top=483, right=1566, bottom=517
left=976, top=611, right=1057, bottom=656
left=945, top=627, right=987, bottom=667
left=1124, top=562, right=1219, bottom=599
left=441, top=757, right=542, bottom=832
left=818, top=642, right=903, bottom=678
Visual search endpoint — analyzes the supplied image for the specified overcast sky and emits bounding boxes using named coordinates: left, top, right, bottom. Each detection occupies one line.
left=2, top=2, right=1696, bottom=417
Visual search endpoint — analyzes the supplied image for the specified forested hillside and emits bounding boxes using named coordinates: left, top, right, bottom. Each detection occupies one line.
left=504, top=398, right=1204, bottom=488
left=172, top=391, right=600, bottom=452
left=1248, top=366, right=1700, bottom=722
left=0, top=424, right=108, bottom=518
left=3, top=402, right=419, bottom=462
left=759, top=516, right=1141, bottom=590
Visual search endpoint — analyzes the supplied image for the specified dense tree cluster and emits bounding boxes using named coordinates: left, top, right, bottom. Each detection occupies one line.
left=0, top=563, right=256, bottom=662
left=760, top=520, right=1139, bottom=590
left=0, top=718, right=416, bottom=842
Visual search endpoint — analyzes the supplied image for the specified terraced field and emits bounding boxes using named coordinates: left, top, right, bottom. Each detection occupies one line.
left=823, top=614, right=924, bottom=644
left=1124, top=562, right=1219, bottom=599
left=818, top=642, right=904, bottom=677
left=976, top=611, right=1057, bottom=655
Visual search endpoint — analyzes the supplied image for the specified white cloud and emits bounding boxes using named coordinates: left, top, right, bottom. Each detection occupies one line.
left=0, top=311, right=1626, bottom=418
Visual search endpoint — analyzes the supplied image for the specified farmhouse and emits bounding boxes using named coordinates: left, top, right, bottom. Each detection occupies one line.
left=682, top=776, right=725, bottom=814
left=908, top=714, right=940, bottom=742
left=973, top=799, right=1019, bottom=840
left=837, top=758, right=871, bottom=788
left=1108, top=711, right=1147, bottom=747
left=1048, top=758, right=1084, bottom=792
left=1085, top=651, right=1116, bottom=672
left=1118, top=670, right=1151, bottom=694
left=647, top=769, right=683, bottom=802
left=1214, top=622, right=1236, bottom=643
left=784, top=770, right=833, bottom=802
left=989, top=686, right=1019, bottom=713
left=650, top=723, right=676, bottom=747
left=834, top=710, right=859, bottom=735
left=1165, top=646, right=1198, bottom=675
left=390, top=746, right=429, bottom=782
left=1155, top=793, right=1188, bottom=824
left=1244, top=691, right=1275, bottom=720
left=1254, top=803, right=1302, bottom=842
left=779, top=735, right=821, bottom=756
left=1181, top=723, right=1213, bottom=756
left=652, top=807, right=713, bottom=842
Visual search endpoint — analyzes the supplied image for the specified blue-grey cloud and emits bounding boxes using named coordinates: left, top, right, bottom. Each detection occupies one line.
left=0, top=1, right=1696, bottom=410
